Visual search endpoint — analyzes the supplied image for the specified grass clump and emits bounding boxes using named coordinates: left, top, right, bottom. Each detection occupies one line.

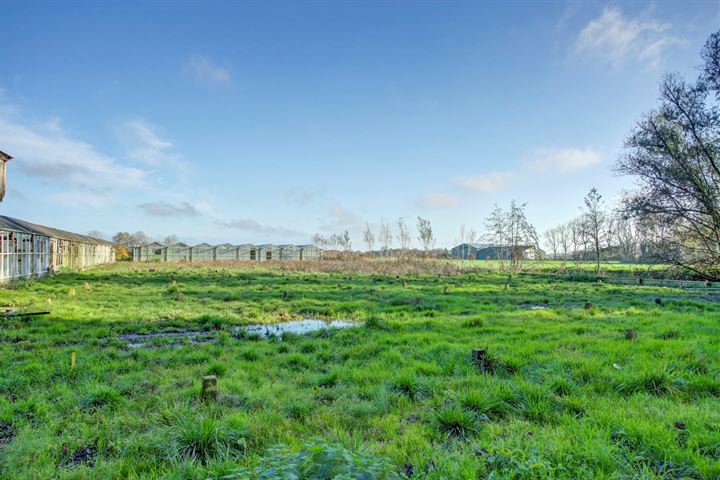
left=615, top=367, right=687, bottom=397
left=166, top=414, right=244, bottom=465
left=390, top=371, right=425, bottom=401
left=79, top=384, right=122, bottom=411
left=459, top=388, right=509, bottom=420
left=432, top=405, right=481, bottom=440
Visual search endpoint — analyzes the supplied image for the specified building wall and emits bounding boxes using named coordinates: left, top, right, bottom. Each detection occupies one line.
left=191, top=245, right=215, bottom=261
left=214, top=246, right=238, bottom=261
left=0, top=229, right=114, bottom=283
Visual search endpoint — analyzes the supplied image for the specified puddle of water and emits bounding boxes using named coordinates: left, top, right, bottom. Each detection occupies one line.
left=236, top=319, right=357, bottom=339
left=117, top=319, right=357, bottom=347
left=118, top=331, right=215, bottom=348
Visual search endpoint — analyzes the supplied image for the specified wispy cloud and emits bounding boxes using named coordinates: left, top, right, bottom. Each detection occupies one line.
left=318, top=201, right=364, bottom=232
left=284, top=187, right=323, bottom=206
left=185, top=55, right=231, bottom=85
left=417, top=192, right=460, bottom=209
left=55, top=190, right=114, bottom=209
left=139, top=201, right=201, bottom=217
left=529, top=147, right=601, bottom=173
left=454, top=171, right=517, bottom=193
left=574, top=7, right=681, bottom=68
left=118, top=120, right=189, bottom=173
left=1, top=113, right=145, bottom=194
left=219, top=218, right=306, bottom=238
left=455, top=147, right=602, bottom=193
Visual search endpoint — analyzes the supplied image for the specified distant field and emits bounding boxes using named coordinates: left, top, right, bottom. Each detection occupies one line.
left=1, top=262, right=718, bottom=479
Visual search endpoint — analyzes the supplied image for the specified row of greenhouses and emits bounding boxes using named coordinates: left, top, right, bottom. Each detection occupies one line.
left=132, top=242, right=322, bottom=262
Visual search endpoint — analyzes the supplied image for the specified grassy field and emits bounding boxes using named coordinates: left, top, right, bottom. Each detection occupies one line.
left=0, top=261, right=719, bottom=479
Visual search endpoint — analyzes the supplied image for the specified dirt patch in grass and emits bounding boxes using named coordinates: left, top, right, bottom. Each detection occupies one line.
left=0, top=420, right=14, bottom=448
left=62, top=446, right=96, bottom=468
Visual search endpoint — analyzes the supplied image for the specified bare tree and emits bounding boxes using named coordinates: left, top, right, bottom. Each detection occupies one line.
left=417, top=217, right=436, bottom=252
left=132, top=231, right=150, bottom=247
left=397, top=217, right=411, bottom=254
left=341, top=230, right=352, bottom=253
left=569, top=217, right=586, bottom=263
left=311, top=233, right=328, bottom=249
left=457, top=224, right=478, bottom=245
left=363, top=223, right=375, bottom=253
left=616, top=32, right=720, bottom=280
left=484, top=205, right=507, bottom=271
left=378, top=219, right=393, bottom=256
left=163, top=234, right=178, bottom=246
left=613, top=213, right=639, bottom=262
left=483, top=201, right=537, bottom=272
left=558, top=223, right=572, bottom=260
left=87, top=230, right=104, bottom=240
left=582, top=188, right=607, bottom=275
left=543, top=227, right=560, bottom=259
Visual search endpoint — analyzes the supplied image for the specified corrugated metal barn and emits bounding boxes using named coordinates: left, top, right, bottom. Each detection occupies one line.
left=132, top=242, right=321, bottom=262
left=0, top=215, right=115, bottom=283
left=451, top=243, right=542, bottom=260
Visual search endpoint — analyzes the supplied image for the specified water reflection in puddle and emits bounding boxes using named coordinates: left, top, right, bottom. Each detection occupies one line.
left=118, top=319, right=358, bottom=347
left=236, top=319, right=357, bottom=339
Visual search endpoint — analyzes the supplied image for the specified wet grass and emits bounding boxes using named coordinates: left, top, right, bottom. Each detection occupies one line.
left=0, top=262, right=718, bottom=479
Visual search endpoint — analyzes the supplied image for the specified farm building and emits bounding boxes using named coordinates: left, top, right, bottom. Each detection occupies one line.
left=0, top=215, right=115, bottom=283
left=451, top=243, right=543, bottom=261
left=132, top=242, right=321, bottom=262
left=0, top=150, right=12, bottom=202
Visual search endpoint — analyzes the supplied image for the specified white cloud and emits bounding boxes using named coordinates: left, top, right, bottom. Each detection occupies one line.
left=55, top=190, right=114, bottom=209
left=220, top=218, right=306, bottom=238
left=284, top=187, right=323, bottom=206
left=318, top=201, right=364, bottom=232
left=185, top=55, right=231, bottom=85
left=118, top=120, right=189, bottom=173
left=454, top=171, right=517, bottom=193
left=529, top=147, right=602, bottom=173
left=1, top=115, right=145, bottom=193
left=139, top=201, right=202, bottom=217
left=454, top=147, right=601, bottom=193
left=574, top=7, right=681, bottom=67
left=417, top=192, right=460, bottom=209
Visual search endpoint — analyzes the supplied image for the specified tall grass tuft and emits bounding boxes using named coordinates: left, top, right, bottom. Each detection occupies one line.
left=167, top=414, right=244, bottom=465
left=433, top=406, right=480, bottom=440
left=459, top=389, right=509, bottom=419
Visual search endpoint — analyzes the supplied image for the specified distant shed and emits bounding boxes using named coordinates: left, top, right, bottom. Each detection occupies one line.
left=451, top=243, right=542, bottom=260
left=237, top=244, right=256, bottom=261
left=166, top=242, right=191, bottom=262
left=191, top=243, right=215, bottom=262
left=257, top=244, right=277, bottom=261
left=299, top=244, right=321, bottom=261
left=215, top=243, right=237, bottom=261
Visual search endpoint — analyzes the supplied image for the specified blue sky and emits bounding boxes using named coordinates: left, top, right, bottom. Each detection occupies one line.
left=0, top=1, right=717, bottom=248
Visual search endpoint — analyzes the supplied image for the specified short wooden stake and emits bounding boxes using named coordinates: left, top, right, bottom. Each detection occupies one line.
left=71, top=352, right=76, bottom=369
left=201, top=375, right=217, bottom=402
left=472, top=348, right=492, bottom=373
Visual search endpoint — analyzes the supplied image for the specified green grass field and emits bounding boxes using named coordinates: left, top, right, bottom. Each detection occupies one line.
left=0, top=262, right=718, bottom=479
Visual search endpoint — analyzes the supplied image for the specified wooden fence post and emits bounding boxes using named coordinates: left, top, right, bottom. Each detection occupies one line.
left=201, top=375, right=217, bottom=402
